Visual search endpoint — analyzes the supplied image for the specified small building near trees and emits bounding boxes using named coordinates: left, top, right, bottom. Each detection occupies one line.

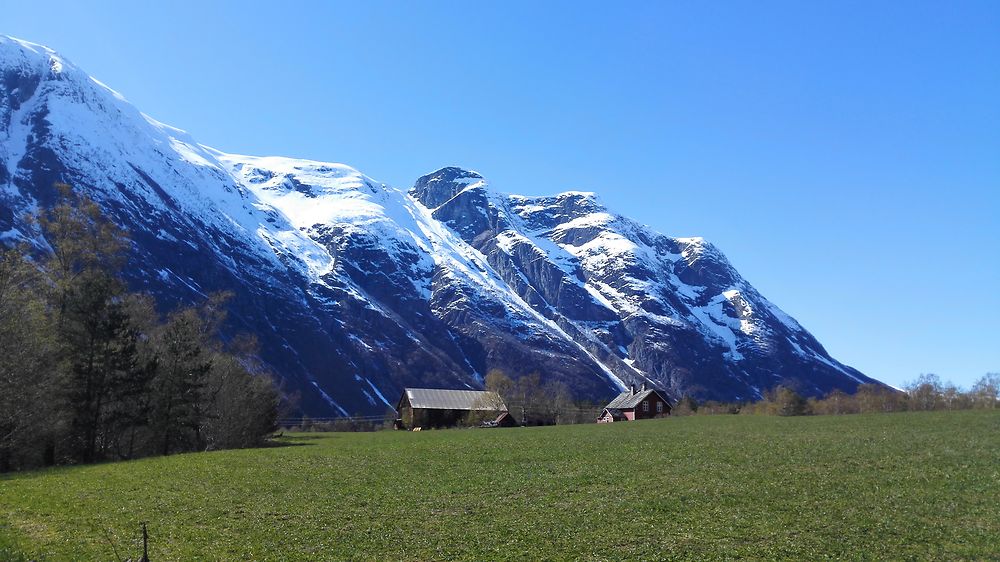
left=396, top=388, right=510, bottom=429
left=481, top=411, right=519, bottom=428
left=597, top=384, right=671, bottom=422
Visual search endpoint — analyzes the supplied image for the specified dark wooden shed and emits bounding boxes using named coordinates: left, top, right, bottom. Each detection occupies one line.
left=396, top=388, right=508, bottom=429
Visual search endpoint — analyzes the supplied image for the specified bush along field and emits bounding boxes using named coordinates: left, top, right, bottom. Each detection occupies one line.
left=1, top=410, right=998, bottom=560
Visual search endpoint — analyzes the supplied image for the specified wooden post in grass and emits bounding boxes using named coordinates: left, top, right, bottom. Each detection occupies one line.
left=139, top=522, right=149, bottom=562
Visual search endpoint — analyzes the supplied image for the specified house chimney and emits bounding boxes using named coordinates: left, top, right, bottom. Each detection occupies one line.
left=629, top=384, right=635, bottom=396
left=640, top=382, right=646, bottom=392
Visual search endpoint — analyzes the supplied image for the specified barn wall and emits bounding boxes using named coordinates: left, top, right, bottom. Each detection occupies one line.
left=408, top=408, right=507, bottom=428
left=398, top=398, right=414, bottom=428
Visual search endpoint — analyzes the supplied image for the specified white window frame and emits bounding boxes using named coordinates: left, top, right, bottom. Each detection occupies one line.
left=642, top=400, right=649, bottom=412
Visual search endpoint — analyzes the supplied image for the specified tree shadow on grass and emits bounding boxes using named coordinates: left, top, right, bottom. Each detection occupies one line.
left=260, top=439, right=312, bottom=448
left=264, top=433, right=339, bottom=446
left=0, top=438, right=322, bottom=480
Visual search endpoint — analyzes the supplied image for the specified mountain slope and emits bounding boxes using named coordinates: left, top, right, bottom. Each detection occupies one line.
left=411, top=168, right=875, bottom=400
left=0, top=36, right=882, bottom=415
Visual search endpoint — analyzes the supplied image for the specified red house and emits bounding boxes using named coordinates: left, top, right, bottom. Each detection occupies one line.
left=597, top=384, right=671, bottom=422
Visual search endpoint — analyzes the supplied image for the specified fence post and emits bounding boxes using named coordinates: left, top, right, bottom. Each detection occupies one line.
left=139, top=522, right=149, bottom=562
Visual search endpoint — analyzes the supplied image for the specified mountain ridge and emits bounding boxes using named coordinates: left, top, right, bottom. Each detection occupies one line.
left=0, top=35, right=883, bottom=415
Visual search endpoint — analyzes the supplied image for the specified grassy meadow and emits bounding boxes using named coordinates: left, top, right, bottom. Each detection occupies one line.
left=1, top=410, right=998, bottom=560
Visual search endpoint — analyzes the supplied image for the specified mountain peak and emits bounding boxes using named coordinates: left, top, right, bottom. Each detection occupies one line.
left=1, top=35, right=69, bottom=76
left=0, top=35, right=130, bottom=111
left=0, top=35, right=53, bottom=56
left=409, top=166, right=486, bottom=208
left=423, top=166, right=483, bottom=180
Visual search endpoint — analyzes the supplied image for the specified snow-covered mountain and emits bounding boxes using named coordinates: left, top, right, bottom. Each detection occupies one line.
left=0, top=36, right=881, bottom=415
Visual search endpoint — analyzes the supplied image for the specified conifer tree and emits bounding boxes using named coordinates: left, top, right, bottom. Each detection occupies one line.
left=149, top=308, right=213, bottom=455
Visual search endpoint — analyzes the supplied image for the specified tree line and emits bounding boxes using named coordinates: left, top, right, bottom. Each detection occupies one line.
left=0, top=187, right=279, bottom=471
left=287, top=368, right=999, bottom=434
left=482, top=370, right=603, bottom=426
left=478, top=369, right=999, bottom=423
left=674, top=373, right=1000, bottom=417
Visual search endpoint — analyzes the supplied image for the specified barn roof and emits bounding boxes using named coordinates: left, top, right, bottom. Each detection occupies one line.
left=401, top=388, right=508, bottom=412
left=604, top=388, right=669, bottom=410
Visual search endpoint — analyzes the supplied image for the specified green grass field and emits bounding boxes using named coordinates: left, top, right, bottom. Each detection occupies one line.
left=2, top=410, right=998, bottom=561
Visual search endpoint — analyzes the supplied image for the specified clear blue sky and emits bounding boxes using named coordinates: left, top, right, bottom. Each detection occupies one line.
left=5, top=1, right=998, bottom=389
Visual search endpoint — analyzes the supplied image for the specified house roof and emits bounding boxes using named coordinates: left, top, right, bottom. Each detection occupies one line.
left=401, top=388, right=508, bottom=412
left=600, top=408, right=627, bottom=421
left=604, top=388, right=670, bottom=410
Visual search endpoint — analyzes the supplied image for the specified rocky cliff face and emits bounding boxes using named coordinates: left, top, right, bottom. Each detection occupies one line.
left=409, top=168, right=875, bottom=401
left=0, top=36, right=881, bottom=415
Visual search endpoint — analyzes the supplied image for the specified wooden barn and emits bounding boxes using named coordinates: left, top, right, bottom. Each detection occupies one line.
left=396, top=388, right=509, bottom=429
left=597, top=384, right=671, bottom=423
